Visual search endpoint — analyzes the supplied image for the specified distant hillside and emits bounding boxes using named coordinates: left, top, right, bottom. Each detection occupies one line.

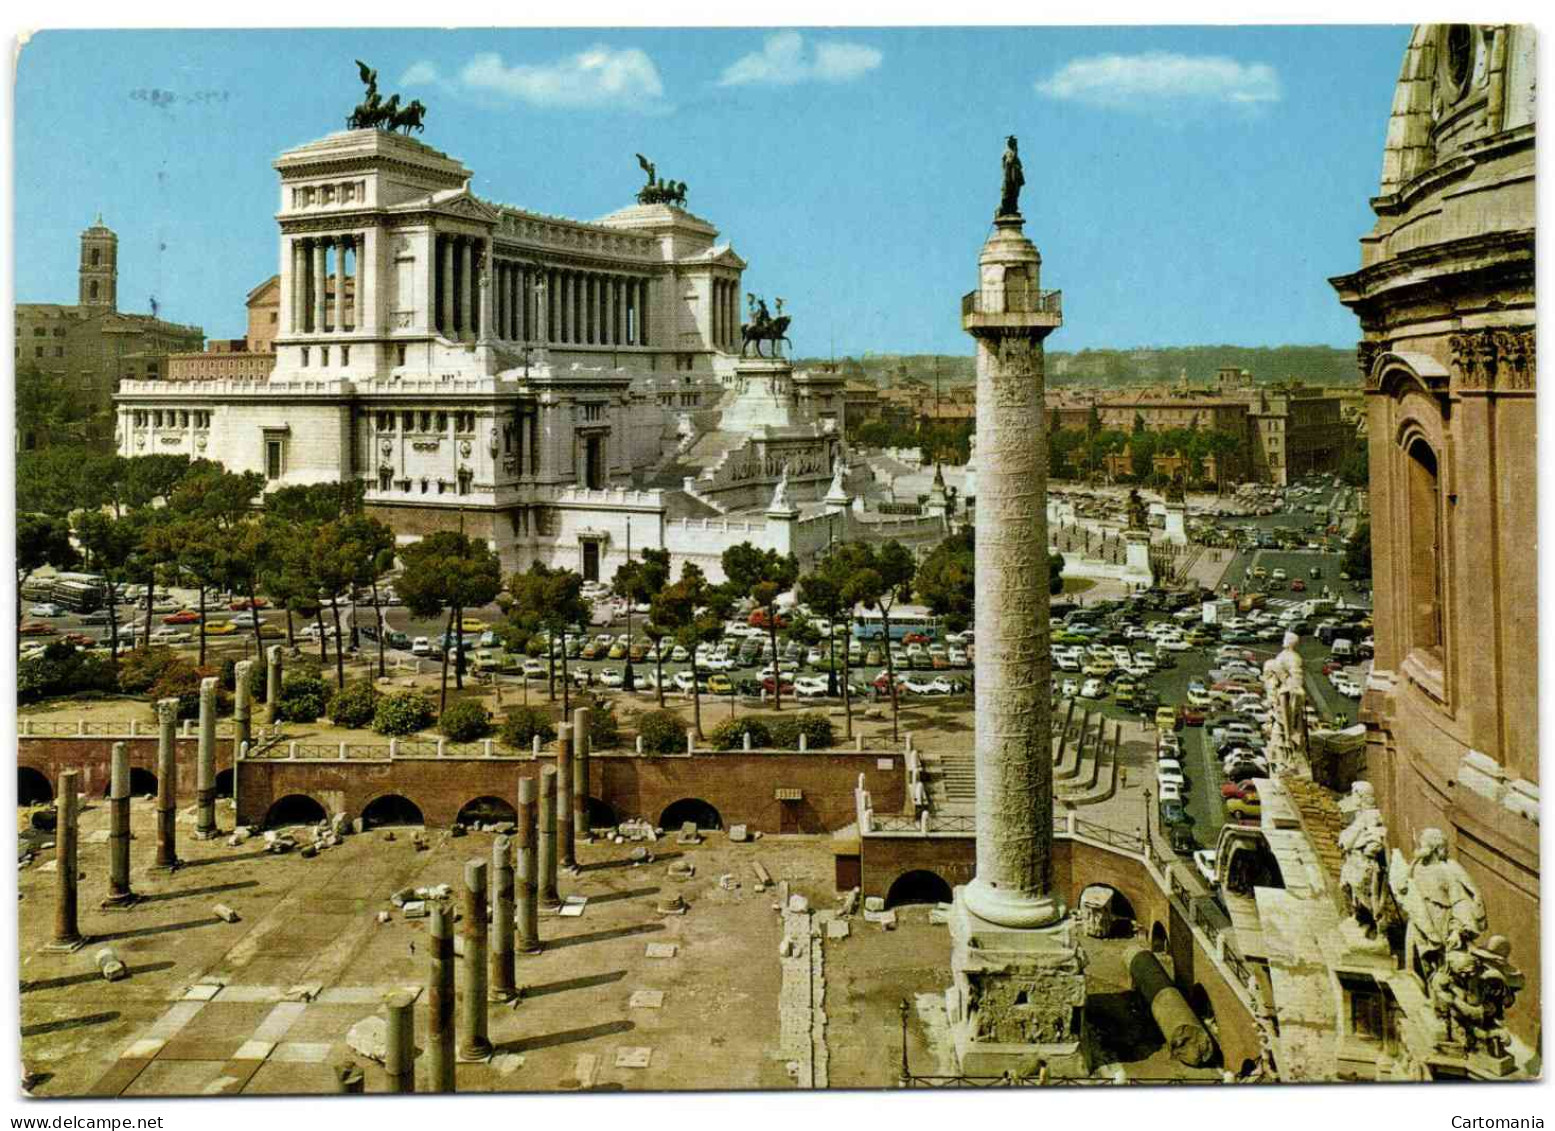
left=797, top=345, right=1359, bottom=390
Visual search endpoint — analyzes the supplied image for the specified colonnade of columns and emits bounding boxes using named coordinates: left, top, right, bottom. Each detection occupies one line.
left=433, top=234, right=486, bottom=342
left=291, top=234, right=362, bottom=334
left=711, top=277, right=741, bottom=351
left=537, top=267, right=651, bottom=348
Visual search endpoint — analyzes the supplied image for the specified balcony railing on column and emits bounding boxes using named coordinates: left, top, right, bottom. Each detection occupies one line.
left=961, top=288, right=1063, bottom=318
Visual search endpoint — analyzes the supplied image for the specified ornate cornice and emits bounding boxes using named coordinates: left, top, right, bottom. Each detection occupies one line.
left=1449, top=327, right=1536, bottom=392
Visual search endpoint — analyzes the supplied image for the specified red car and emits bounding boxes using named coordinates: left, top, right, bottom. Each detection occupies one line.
left=19, top=621, right=56, bottom=636
left=902, top=632, right=931, bottom=646
left=748, top=608, right=787, bottom=631
left=1220, top=781, right=1259, bottom=800
left=1290, top=579, right=1307, bottom=592
left=761, top=676, right=795, bottom=695
left=230, top=597, right=270, bottom=611
left=163, top=610, right=201, bottom=625
left=61, top=632, right=96, bottom=648
left=1179, top=707, right=1206, bottom=727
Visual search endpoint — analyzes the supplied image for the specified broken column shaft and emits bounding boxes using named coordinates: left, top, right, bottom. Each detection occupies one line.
left=572, top=706, right=592, bottom=845
left=154, top=697, right=179, bottom=869
left=194, top=676, right=218, bottom=839
left=104, top=742, right=136, bottom=907
left=538, top=765, right=560, bottom=908
left=264, top=644, right=284, bottom=727
left=233, top=656, right=254, bottom=754
left=555, top=723, right=575, bottom=870
left=427, top=902, right=456, bottom=1091
left=515, top=777, right=540, bottom=953
left=459, top=860, right=492, bottom=1061
left=490, top=835, right=516, bottom=1000
left=383, top=989, right=416, bottom=1093
left=50, top=769, right=83, bottom=951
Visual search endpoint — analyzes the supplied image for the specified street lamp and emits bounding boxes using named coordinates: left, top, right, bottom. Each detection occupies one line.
left=621, top=517, right=636, bottom=693
left=898, top=999, right=912, bottom=1087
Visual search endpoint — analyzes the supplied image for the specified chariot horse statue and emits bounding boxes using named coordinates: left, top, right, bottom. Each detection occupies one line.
left=347, top=60, right=427, bottom=133
left=740, top=295, right=792, bottom=358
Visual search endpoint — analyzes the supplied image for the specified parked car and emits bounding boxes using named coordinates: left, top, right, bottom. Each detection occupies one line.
left=1079, top=678, right=1105, bottom=700
left=411, top=636, right=432, bottom=656
left=1159, top=797, right=1189, bottom=825
left=1194, top=849, right=1218, bottom=887
left=230, top=597, right=269, bottom=610
left=19, top=621, right=57, bottom=636
left=1169, top=824, right=1197, bottom=856
left=28, top=602, right=64, bottom=618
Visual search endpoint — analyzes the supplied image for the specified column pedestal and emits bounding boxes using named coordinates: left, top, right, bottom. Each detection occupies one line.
left=945, top=894, right=1091, bottom=1079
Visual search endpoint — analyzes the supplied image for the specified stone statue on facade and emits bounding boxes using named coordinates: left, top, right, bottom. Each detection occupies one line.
left=1428, top=936, right=1522, bottom=1069
left=769, top=463, right=792, bottom=512
left=1125, top=487, right=1149, bottom=531
left=998, top=135, right=1025, bottom=219
left=1338, top=807, right=1396, bottom=939
left=1390, top=828, right=1487, bottom=986
left=1261, top=632, right=1310, bottom=776
left=348, top=60, right=427, bottom=133
left=634, top=154, right=688, bottom=206
left=740, top=293, right=792, bottom=359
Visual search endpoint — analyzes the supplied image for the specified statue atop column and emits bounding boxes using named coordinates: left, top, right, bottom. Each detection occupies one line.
left=998, top=135, right=1025, bottom=219
left=1125, top=487, right=1149, bottom=531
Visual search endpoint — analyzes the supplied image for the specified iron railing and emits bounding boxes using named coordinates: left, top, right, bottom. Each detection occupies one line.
left=961, top=288, right=1063, bottom=319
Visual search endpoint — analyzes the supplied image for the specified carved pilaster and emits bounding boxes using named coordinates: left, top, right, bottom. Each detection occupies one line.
left=1449, top=328, right=1536, bottom=392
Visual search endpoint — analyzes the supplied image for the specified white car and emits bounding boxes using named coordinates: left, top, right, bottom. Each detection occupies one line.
left=1157, top=637, right=1190, bottom=652
left=28, top=603, right=63, bottom=618
left=1158, top=781, right=1183, bottom=803
left=670, top=645, right=690, bottom=663
left=703, top=655, right=736, bottom=672
left=1060, top=679, right=1079, bottom=698
left=1079, top=678, right=1105, bottom=700
left=1194, top=849, right=1219, bottom=887
left=522, top=660, right=547, bottom=680
left=1156, top=766, right=1186, bottom=789
left=949, top=648, right=968, bottom=667
left=794, top=676, right=829, bottom=698
left=410, top=636, right=432, bottom=656
left=672, top=670, right=697, bottom=692
left=598, top=668, right=624, bottom=688
left=149, top=628, right=190, bottom=645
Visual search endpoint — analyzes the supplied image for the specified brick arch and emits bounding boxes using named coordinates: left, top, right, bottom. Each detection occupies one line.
left=885, top=868, right=953, bottom=909
left=264, top=793, right=332, bottom=828
left=17, top=766, right=53, bottom=806
left=360, top=792, right=426, bottom=828
left=458, top=795, right=517, bottom=826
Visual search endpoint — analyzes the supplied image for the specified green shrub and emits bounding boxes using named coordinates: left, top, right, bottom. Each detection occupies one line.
left=769, top=712, right=835, bottom=750
left=328, top=680, right=380, bottom=728
left=635, top=709, right=684, bottom=755
left=709, top=716, right=771, bottom=751
left=373, top=690, right=437, bottom=736
left=276, top=674, right=328, bottom=723
left=439, top=699, right=493, bottom=742
left=499, top=706, right=556, bottom=750
left=585, top=698, right=620, bottom=750
left=18, top=643, right=118, bottom=704
left=116, top=647, right=186, bottom=695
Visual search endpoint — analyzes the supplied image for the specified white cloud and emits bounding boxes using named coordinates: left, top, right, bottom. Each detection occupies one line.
left=400, top=61, right=442, bottom=87
left=397, top=47, right=668, bottom=112
left=719, top=31, right=882, bottom=87
left=1036, top=52, right=1280, bottom=111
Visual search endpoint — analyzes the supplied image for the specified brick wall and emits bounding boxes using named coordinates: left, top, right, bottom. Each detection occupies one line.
left=19, top=736, right=229, bottom=800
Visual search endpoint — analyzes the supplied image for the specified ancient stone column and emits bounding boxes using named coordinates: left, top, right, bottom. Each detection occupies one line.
left=490, top=835, right=516, bottom=1000
left=49, top=769, right=83, bottom=951
left=438, top=237, right=453, bottom=336
left=459, top=239, right=474, bottom=341
left=458, top=860, right=492, bottom=1061
left=265, top=645, right=284, bottom=726
left=538, top=765, right=560, bottom=908
left=233, top=658, right=254, bottom=754
left=572, top=706, right=592, bottom=844
left=104, top=742, right=135, bottom=907
left=555, top=723, right=575, bottom=870
left=428, top=902, right=456, bottom=1092
left=961, top=215, right=1062, bottom=930
left=383, top=989, right=416, bottom=1093
left=194, top=677, right=219, bottom=839
left=155, top=696, right=179, bottom=869
left=516, top=777, right=540, bottom=953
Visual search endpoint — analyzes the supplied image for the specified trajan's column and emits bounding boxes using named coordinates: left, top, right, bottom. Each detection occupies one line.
left=946, top=135, right=1089, bottom=1078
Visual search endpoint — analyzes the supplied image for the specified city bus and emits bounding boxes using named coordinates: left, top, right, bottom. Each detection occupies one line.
left=849, top=605, right=941, bottom=642
left=50, top=572, right=109, bottom=613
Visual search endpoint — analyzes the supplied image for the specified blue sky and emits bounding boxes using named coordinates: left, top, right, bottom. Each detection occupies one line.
left=14, top=25, right=1408, bottom=355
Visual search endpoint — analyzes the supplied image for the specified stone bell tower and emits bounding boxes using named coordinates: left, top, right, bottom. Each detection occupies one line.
left=79, top=214, right=118, bottom=311
left=944, top=140, right=1090, bottom=1078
